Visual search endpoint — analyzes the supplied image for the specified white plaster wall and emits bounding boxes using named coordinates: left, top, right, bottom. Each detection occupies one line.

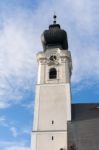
left=38, top=84, right=68, bottom=130
left=31, top=48, right=72, bottom=150
left=37, top=49, right=72, bottom=85
left=37, top=62, right=45, bottom=84
left=36, top=132, right=67, bottom=150
left=31, top=83, right=71, bottom=150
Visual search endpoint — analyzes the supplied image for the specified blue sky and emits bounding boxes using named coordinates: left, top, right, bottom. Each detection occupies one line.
left=0, top=0, right=99, bottom=149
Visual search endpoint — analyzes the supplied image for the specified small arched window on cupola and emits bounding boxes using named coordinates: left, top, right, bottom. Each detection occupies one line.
left=49, top=68, right=57, bottom=79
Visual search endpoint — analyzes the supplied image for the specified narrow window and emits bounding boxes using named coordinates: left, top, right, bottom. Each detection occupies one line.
left=60, top=148, right=64, bottom=150
left=52, top=136, right=54, bottom=140
left=49, top=68, right=57, bottom=79
left=52, top=120, right=54, bottom=124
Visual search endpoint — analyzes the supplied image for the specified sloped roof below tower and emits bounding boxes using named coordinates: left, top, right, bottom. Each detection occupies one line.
left=68, top=103, right=99, bottom=150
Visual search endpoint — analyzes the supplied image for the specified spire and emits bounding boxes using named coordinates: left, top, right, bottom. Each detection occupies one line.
left=41, top=15, right=68, bottom=51
left=53, top=14, right=57, bottom=24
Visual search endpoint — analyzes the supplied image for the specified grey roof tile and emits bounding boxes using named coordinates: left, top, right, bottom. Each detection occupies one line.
left=68, top=103, right=99, bottom=150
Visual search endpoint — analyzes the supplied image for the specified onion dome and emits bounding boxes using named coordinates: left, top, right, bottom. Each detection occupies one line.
left=41, top=15, right=68, bottom=51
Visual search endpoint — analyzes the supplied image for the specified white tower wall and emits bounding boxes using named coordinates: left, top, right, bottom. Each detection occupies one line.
left=31, top=48, right=72, bottom=150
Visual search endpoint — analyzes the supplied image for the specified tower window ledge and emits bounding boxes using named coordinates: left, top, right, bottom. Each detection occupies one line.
left=47, top=79, right=59, bottom=81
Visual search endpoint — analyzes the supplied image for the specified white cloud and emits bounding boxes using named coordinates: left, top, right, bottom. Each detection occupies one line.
left=0, top=115, right=31, bottom=138
left=0, top=116, right=7, bottom=126
left=0, top=0, right=99, bottom=108
left=0, top=141, right=30, bottom=150
left=10, top=125, right=31, bottom=137
left=0, top=101, right=10, bottom=109
left=21, top=127, right=31, bottom=135
left=21, top=101, right=34, bottom=111
left=0, top=12, right=37, bottom=108
left=10, top=127, right=18, bottom=138
left=6, top=147, right=30, bottom=150
left=71, top=48, right=99, bottom=83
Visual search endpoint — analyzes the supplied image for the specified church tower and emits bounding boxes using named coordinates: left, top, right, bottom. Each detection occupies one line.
left=31, top=15, right=72, bottom=150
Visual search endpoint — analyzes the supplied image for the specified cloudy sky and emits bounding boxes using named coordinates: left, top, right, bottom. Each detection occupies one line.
left=0, top=0, right=99, bottom=149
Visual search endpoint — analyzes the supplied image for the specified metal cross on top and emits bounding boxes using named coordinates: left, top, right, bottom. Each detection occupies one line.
left=53, top=14, right=57, bottom=24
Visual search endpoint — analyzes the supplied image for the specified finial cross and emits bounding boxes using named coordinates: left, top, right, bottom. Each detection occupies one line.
left=53, top=14, right=57, bottom=24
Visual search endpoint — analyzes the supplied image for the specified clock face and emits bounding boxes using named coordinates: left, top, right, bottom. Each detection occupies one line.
left=49, top=55, right=57, bottom=61
left=47, top=54, right=59, bottom=65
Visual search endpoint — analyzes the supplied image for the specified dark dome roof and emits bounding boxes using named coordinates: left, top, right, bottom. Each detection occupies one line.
left=41, top=23, right=68, bottom=51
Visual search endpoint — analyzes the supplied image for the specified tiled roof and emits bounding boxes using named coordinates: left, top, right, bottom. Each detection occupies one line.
left=68, top=103, right=99, bottom=150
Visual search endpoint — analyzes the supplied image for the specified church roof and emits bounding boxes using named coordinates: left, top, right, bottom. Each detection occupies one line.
left=68, top=103, right=99, bottom=150
left=41, top=15, right=68, bottom=51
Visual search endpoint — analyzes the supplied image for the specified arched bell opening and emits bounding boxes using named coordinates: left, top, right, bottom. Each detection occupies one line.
left=49, top=68, right=57, bottom=79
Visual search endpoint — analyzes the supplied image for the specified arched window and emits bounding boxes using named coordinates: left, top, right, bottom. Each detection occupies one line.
left=49, top=68, right=57, bottom=79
